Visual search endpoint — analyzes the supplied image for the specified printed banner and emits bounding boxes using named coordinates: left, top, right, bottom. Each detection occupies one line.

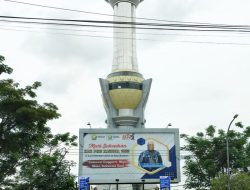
left=80, top=131, right=179, bottom=183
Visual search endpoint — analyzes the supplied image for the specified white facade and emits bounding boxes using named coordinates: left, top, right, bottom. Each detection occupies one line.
left=111, top=1, right=139, bottom=72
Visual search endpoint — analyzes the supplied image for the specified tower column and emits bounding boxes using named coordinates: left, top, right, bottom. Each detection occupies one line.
left=112, top=1, right=138, bottom=72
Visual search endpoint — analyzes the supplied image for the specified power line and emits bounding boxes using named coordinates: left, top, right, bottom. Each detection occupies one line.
left=0, top=27, right=154, bottom=41
left=1, top=15, right=250, bottom=31
left=1, top=23, right=250, bottom=38
left=1, top=17, right=250, bottom=33
left=2, top=0, right=244, bottom=26
left=1, top=27, right=250, bottom=46
left=2, top=0, right=119, bottom=20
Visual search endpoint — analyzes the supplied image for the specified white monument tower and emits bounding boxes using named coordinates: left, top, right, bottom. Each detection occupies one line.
left=100, top=0, right=152, bottom=129
left=80, top=3, right=180, bottom=189
left=99, top=1, right=154, bottom=189
left=98, top=0, right=155, bottom=190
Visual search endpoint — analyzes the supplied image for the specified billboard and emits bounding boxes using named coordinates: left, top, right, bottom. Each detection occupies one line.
left=79, top=128, right=180, bottom=184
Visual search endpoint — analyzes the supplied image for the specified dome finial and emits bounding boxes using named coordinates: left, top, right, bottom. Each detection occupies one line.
left=105, top=0, right=144, bottom=7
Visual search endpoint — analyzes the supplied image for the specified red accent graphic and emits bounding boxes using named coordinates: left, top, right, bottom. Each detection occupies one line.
left=83, top=159, right=129, bottom=168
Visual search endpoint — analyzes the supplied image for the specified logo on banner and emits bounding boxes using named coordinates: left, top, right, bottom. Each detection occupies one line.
left=91, top=134, right=97, bottom=140
left=107, top=135, right=113, bottom=140
left=122, top=134, right=135, bottom=140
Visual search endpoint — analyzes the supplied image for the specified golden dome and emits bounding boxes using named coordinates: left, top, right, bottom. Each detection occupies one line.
left=107, top=71, right=144, bottom=110
left=109, top=89, right=142, bottom=109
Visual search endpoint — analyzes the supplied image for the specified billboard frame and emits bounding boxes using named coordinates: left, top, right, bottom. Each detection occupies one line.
left=79, top=128, right=181, bottom=184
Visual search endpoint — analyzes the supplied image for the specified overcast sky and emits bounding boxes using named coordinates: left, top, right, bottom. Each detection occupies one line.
left=1, top=0, right=250, bottom=189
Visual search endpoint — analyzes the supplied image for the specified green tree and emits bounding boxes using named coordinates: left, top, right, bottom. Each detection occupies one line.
left=0, top=56, right=77, bottom=189
left=13, top=133, right=77, bottom=190
left=210, top=173, right=250, bottom=190
left=181, top=124, right=250, bottom=189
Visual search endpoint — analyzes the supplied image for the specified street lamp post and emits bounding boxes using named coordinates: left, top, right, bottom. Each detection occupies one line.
left=226, top=114, right=239, bottom=190
left=87, top=122, right=91, bottom=129
left=166, top=123, right=172, bottom=128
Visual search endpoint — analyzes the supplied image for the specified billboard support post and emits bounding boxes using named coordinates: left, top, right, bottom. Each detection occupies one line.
left=116, top=179, right=119, bottom=190
left=142, top=179, right=145, bottom=190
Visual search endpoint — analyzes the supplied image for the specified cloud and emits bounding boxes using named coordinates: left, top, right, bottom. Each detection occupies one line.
left=139, top=0, right=199, bottom=21
left=1, top=1, right=250, bottom=188
left=23, top=31, right=111, bottom=66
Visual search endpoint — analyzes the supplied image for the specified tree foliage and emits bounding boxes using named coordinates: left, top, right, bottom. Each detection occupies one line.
left=210, top=173, right=250, bottom=190
left=181, top=124, right=250, bottom=189
left=13, top=133, right=77, bottom=190
left=0, top=56, right=77, bottom=189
